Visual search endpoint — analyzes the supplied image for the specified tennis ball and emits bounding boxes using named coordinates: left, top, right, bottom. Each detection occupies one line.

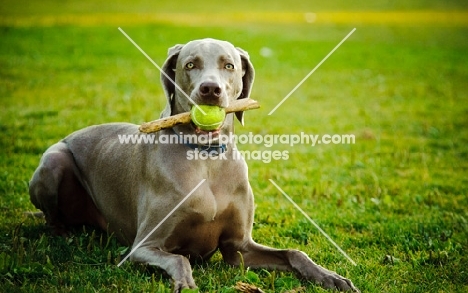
left=190, top=105, right=226, bottom=131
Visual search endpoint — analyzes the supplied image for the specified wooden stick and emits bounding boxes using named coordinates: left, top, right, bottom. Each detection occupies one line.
left=139, top=98, right=260, bottom=133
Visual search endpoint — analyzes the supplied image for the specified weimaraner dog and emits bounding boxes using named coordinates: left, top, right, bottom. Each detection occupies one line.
left=29, top=38, right=359, bottom=292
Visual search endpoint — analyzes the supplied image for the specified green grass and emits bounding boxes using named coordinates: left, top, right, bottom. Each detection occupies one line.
left=1, top=1, right=468, bottom=292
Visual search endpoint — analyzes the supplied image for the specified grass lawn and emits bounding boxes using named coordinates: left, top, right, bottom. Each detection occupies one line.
left=1, top=1, right=468, bottom=292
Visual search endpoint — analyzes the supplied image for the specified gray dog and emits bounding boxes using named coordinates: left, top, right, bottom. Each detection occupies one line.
left=29, top=38, right=359, bottom=292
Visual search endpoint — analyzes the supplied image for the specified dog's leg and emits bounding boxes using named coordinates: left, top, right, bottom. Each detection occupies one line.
left=130, top=247, right=197, bottom=292
left=29, top=141, right=107, bottom=234
left=29, top=142, right=72, bottom=235
left=221, top=240, right=359, bottom=292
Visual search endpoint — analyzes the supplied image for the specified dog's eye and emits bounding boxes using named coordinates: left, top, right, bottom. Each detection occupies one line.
left=185, top=62, right=195, bottom=69
left=225, top=63, right=234, bottom=70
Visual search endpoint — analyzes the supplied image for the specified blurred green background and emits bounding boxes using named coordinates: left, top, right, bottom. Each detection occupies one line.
left=2, top=0, right=468, bottom=14
left=1, top=1, right=467, bottom=292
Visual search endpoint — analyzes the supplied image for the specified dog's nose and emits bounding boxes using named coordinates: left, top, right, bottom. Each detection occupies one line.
left=199, top=82, right=222, bottom=99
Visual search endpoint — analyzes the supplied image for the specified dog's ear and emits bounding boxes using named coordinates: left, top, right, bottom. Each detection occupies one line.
left=160, top=44, right=184, bottom=118
left=235, top=47, right=255, bottom=126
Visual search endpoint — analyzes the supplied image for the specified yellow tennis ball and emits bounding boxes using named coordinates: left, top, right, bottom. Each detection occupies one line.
left=190, top=105, right=226, bottom=131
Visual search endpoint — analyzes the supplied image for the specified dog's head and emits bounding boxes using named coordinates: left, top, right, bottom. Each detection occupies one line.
left=160, top=38, right=255, bottom=130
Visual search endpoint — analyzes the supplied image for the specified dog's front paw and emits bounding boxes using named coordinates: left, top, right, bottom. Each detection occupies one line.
left=288, top=250, right=359, bottom=292
left=316, top=271, right=360, bottom=292
left=172, top=279, right=198, bottom=293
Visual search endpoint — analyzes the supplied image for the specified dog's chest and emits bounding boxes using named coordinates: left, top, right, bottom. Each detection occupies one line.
left=159, top=157, right=250, bottom=259
left=163, top=191, right=245, bottom=260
